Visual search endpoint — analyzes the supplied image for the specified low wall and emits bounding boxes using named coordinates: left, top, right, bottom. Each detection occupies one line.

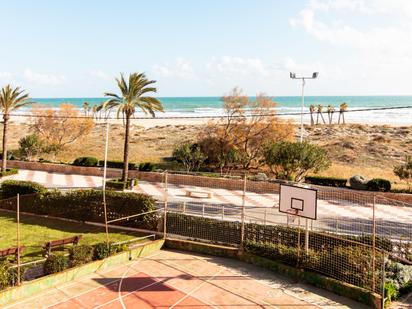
left=2, top=160, right=411, bottom=203
left=0, top=239, right=164, bottom=306
left=4, top=160, right=121, bottom=178
left=165, top=238, right=382, bottom=309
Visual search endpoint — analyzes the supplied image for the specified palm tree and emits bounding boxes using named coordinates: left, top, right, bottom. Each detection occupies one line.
left=101, top=73, right=163, bottom=181
left=0, top=85, right=33, bottom=171
left=327, top=105, right=335, bottom=125
left=316, top=104, right=326, bottom=124
left=338, top=102, right=348, bottom=124
left=82, top=101, right=90, bottom=117
left=309, top=105, right=315, bottom=126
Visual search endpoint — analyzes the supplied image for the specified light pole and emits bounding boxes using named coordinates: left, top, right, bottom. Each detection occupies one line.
left=289, top=72, right=318, bottom=253
left=290, top=72, right=318, bottom=142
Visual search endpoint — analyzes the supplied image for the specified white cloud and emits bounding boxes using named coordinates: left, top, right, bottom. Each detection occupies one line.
left=152, top=58, right=195, bottom=79
left=23, top=69, right=65, bottom=86
left=89, top=69, right=111, bottom=81
left=206, top=56, right=268, bottom=78
left=290, top=0, right=412, bottom=80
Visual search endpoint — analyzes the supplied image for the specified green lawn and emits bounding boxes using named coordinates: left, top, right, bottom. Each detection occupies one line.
left=0, top=211, right=143, bottom=262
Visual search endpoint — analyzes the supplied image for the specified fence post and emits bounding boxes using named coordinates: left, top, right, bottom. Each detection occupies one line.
left=16, top=194, right=21, bottom=286
left=202, top=204, right=205, bottom=217
left=264, top=208, right=267, bottom=226
left=240, top=174, right=247, bottom=249
left=163, top=172, right=168, bottom=240
left=182, top=201, right=186, bottom=214
left=382, top=252, right=386, bottom=309
left=222, top=205, right=225, bottom=220
left=372, top=194, right=376, bottom=293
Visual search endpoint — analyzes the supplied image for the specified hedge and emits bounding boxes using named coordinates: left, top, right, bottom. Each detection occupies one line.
left=98, top=160, right=138, bottom=170
left=138, top=162, right=156, bottom=172
left=166, top=213, right=393, bottom=251
left=106, top=178, right=136, bottom=190
left=72, top=156, right=99, bottom=167
left=0, top=189, right=157, bottom=230
left=305, top=175, right=347, bottom=188
left=1, top=180, right=47, bottom=198
left=0, top=168, right=18, bottom=178
left=243, top=240, right=382, bottom=291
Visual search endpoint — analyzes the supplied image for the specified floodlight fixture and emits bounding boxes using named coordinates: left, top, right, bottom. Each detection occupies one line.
left=289, top=72, right=319, bottom=142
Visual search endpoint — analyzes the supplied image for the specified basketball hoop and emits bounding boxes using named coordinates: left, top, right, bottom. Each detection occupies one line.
left=284, top=208, right=299, bottom=216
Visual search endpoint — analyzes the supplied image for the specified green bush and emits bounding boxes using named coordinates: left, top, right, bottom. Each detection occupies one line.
left=43, top=253, right=69, bottom=275
left=106, top=179, right=127, bottom=190
left=73, top=156, right=99, bottom=167
left=69, top=245, right=94, bottom=266
left=138, top=162, right=156, bottom=172
left=0, top=168, right=19, bottom=178
left=367, top=178, right=391, bottom=192
left=0, top=261, right=13, bottom=290
left=98, top=160, right=138, bottom=170
left=1, top=180, right=47, bottom=198
left=385, top=282, right=399, bottom=303
left=1, top=189, right=157, bottom=229
left=18, top=134, right=44, bottom=160
left=305, top=175, right=347, bottom=187
left=93, top=242, right=116, bottom=260
left=263, top=141, right=330, bottom=182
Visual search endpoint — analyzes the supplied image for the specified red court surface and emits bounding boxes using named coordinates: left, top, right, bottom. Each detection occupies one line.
left=5, top=250, right=368, bottom=309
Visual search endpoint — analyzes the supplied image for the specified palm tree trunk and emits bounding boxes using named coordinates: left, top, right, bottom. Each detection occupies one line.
left=2, top=114, right=9, bottom=171
left=122, top=113, right=131, bottom=182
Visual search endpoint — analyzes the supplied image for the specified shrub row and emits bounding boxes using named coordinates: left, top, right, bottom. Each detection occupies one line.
left=243, top=240, right=382, bottom=291
left=0, top=168, right=19, bottom=178
left=0, top=183, right=157, bottom=229
left=166, top=213, right=394, bottom=252
left=43, top=242, right=129, bottom=276
left=98, top=160, right=138, bottom=170
left=1, top=180, right=47, bottom=198
left=304, top=175, right=347, bottom=187
left=73, top=157, right=156, bottom=171
left=106, top=178, right=136, bottom=190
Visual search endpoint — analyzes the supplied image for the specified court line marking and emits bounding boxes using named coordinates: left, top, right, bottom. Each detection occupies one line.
left=116, top=257, right=219, bottom=309
left=5, top=251, right=162, bottom=309
left=169, top=268, right=224, bottom=309
left=155, top=256, right=280, bottom=309
left=94, top=274, right=168, bottom=309
left=160, top=250, right=328, bottom=309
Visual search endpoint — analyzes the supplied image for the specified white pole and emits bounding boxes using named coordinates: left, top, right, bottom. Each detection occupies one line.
left=102, top=122, right=110, bottom=244
left=300, top=78, right=306, bottom=143
left=16, top=194, right=21, bottom=286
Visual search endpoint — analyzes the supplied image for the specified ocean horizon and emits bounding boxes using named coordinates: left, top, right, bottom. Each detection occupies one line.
left=22, top=95, right=412, bottom=125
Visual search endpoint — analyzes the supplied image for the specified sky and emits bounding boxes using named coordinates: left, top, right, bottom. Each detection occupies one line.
left=1, top=0, right=412, bottom=97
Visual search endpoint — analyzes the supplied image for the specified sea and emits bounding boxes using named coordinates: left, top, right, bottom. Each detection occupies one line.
left=27, top=96, right=412, bottom=125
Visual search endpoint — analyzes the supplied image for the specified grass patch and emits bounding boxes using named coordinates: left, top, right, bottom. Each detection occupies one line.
left=0, top=211, right=141, bottom=262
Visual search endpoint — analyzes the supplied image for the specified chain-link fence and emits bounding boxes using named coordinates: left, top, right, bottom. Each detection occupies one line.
left=144, top=171, right=411, bottom=296
left=1, top=171, right=411, bottom=299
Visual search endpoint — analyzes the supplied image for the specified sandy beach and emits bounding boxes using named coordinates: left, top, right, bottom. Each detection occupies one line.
left=3, top=116, right=411, bottom=188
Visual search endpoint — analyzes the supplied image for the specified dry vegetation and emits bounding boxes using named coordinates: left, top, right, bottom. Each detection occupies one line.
left=2, top=120, right=411, bottom=186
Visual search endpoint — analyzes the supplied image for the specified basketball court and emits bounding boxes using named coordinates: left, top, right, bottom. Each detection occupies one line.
left=4, top=249, right=366, bottom=309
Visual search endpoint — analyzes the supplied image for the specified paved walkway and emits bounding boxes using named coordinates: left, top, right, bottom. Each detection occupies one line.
left=4, top=249, right=368, bottom=309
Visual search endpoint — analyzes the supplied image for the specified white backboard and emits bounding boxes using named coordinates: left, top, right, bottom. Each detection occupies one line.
left=279, top=184, right=317, bottom=220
